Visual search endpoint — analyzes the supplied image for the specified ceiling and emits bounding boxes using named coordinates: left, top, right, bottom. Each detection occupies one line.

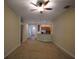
left=6, top=0, right=74, bottom=23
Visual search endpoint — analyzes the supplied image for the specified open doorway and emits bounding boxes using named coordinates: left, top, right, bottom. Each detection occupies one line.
left=28, top=24, right=38, bottom=40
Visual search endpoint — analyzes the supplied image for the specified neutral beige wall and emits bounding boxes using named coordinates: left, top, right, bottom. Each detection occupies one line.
left=4, top=3, right=20, bottom=57
left=53, top=8, right=75, bottom=57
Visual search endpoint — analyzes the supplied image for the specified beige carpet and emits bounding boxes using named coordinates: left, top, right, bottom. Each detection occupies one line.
left=5, top=39, right=74, bottom=59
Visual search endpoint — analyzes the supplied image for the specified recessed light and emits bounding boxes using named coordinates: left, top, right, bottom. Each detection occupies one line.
left=64, top=5, right=70, bottom=9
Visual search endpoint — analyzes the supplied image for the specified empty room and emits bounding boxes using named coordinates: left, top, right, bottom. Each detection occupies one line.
left=4, top=0, right=75, bottom=59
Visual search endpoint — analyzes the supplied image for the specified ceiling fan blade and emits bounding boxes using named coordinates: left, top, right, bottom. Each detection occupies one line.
left=45, top=8, right=53, bottom=10
left=30, top=9, right=37, bottom=11
left=44, top=0, right=50, bottom=6
left=30, top=2, right=37, bottom=7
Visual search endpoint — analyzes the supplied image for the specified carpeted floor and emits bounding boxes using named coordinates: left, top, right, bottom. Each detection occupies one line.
left=5, top=39, right=74, bottom=59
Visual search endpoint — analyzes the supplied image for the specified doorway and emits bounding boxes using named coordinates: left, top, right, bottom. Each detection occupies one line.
left=28, top=24, right=38, bottom=40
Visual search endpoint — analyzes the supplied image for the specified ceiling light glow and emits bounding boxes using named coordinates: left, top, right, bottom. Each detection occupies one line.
left=38, top=7, right=44, bottom=11
left=44, top=0, right=48, bottom=2
left=33, top=26, right=36, bottom=30
left=38, top=4, right=44, bottom=12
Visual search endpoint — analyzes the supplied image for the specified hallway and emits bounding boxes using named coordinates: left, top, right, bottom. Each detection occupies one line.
left=5, top=0, right=75, bottom=58
left=5, top=39, right=74, bottom=59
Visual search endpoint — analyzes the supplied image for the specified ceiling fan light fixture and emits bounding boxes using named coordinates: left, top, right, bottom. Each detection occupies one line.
left=38, top=6, right=44, bottom=12
left=30, top=0, right=52, bottom=14
left=44, top=0, right=49, bottom=2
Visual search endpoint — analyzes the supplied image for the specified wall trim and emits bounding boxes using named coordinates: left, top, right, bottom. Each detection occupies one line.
left=53, top=42, right=75, bottom=58
left=4, top=44, right=20, bottom=58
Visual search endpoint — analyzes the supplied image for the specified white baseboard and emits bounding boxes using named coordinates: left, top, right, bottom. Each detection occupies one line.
left=53, top=42, right=75, bottom=58
left=4, top=43, right=20, bottom=58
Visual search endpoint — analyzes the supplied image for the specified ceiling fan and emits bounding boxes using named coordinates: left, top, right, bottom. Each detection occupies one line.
left=30, top=0, right=52, bottom=14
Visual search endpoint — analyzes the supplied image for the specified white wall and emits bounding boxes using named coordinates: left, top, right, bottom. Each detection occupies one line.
left=4, top=3, right=20, bottom=57
left=22, top=24, right=28, bottom=42
left=53, top=8, right=75, bottom=57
